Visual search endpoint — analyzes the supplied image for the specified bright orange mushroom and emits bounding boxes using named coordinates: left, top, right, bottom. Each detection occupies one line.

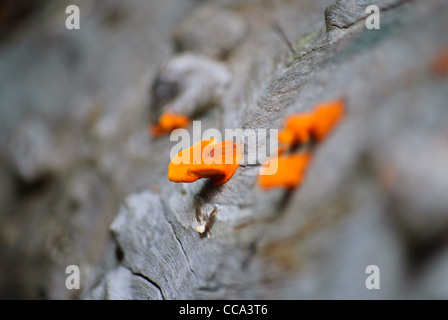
left=150, top=112, right=191, bottom=137
left=259, top=99, right=344, bottom=191
left=283, top=112, right=315, bottom=146
left=277, top=99, right=345, bottom=151
left=277, top=128, right=295, bottom=154
left=278, top=128, right=295, bottom=147
left=168, top=139, right=243, bottom=186
left=258, top=152, right=312, bottom=190
left=311, top=99, right=345, bottom=142
left=277, top=112, right=315, bottom=154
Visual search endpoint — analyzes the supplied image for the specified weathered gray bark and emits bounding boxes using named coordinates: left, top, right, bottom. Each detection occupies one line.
left=1, top=0, right=448, bottom=299
left=87, top=0, right=448, bottom=299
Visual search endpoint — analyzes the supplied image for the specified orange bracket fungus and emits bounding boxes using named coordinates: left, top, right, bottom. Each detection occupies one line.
left=259, top=98, right=345, bottom=190
left=279, top=99, right=345, bottom=149
left=259, top=152, right=312, bottom=190
left=150, top=111, right=191, bottom=137
left=278, top=112, right=315, bottom=151
left=311, top=99, right=345, bottom=142
left=169, top=138, right=243, bottom=186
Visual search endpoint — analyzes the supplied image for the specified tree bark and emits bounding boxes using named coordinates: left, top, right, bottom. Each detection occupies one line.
left=87, top=0, right=448, bottom=299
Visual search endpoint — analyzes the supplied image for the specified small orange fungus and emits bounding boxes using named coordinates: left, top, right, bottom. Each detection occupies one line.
left=150, top=112, right=190, bottom=137
left=168, top=139, right=243, bottom=186
left=279, top=112, right=315, bottom=150
left=311, top=99, right=345, bottom=142
left=278, top=99, right=345, bottom=149
left=259, top=152, right=312, bottom=190
left=259, top=98, right=344, bottom=190
left=277, top=128, right=294, bottom=155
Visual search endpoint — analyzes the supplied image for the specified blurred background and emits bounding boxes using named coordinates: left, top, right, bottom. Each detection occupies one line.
left=0, top=0, right=204, bottom=299
left=1, top=0, right=448, bottom=299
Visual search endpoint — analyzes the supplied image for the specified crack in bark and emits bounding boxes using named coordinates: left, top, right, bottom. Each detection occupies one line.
left=160, top=201, right=197, bottom=277
left=129, top=269, right=166, bottom=300
left=196, top=280, right=258, bottom=294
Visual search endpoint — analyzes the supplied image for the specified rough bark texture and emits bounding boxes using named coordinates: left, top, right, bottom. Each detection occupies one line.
left=1, top=0, right=448, bottom=299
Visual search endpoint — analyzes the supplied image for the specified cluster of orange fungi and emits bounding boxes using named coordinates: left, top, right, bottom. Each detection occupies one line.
left=259, top=99, right=345, bottom=190
left=166, top=99, right=345, bottom=189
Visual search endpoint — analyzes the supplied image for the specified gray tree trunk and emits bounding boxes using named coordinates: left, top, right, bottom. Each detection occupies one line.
left=87, top=0, right=448, bottom=299
left=1, top=0, right=448, bottom=299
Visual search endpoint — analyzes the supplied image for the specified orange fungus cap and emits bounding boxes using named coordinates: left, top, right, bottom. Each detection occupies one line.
left=311, top=99, right=345, bottom=142
left=258, top=152, right=312, bottom=190
left=284, top=112, right=315, bottom=146
left=168, top=139, right=243, bottom=186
